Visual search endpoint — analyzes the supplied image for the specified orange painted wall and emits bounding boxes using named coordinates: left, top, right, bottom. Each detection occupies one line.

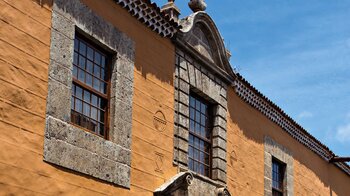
left=226, top=88, right=350, bottom=196
left=0, top=0, right=177, bottom=195
left=0, top=0, right=349, bottom=195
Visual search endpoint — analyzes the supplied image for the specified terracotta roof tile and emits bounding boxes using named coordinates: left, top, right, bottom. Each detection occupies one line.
left=114, top=0, right=180, bottom=37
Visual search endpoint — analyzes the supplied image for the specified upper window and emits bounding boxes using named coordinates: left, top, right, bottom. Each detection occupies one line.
left=188, top=93, right=212, bottom=177
left=71, top=34, right=110, bottom=138
left=272, top=158, right=286, bottom=196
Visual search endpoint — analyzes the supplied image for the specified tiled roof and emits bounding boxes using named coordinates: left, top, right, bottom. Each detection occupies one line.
left=114, top=0, right=180, bottom=37
left=234, top=73, right=350, bottom=176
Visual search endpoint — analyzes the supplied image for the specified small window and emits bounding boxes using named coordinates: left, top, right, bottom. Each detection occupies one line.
left=272, top=158, right=286, bottom=196
left=71, top=34, right=110, bottom=138
left=188, top=93, right=212, bottom=177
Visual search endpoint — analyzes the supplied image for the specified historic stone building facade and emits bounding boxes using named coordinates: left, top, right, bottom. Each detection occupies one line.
left=0, top=0, right=349, bottom=195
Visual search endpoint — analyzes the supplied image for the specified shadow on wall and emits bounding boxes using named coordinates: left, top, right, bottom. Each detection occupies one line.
left=226, top=89, right=350, bottom=195
left=34, top=0, right=53, bottom=7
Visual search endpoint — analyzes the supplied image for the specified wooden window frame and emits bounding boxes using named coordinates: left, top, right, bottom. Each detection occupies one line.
left=188, top=92, right=213, bottom=178
left=71, top=34, right=111, bottom=139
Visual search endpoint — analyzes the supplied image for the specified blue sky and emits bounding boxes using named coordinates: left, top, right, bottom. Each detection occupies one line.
left=154, top=0, right=350, bottom=156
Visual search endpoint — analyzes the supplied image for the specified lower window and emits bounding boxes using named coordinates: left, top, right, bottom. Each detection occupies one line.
left=272, top=158, right=286, bottom=196
left=188, top=93, right=212, bottom=177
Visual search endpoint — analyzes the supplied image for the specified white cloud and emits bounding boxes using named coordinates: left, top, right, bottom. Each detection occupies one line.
left=336, top=123, right=350, bottom=143
left=297, top=111, right=313, bottom=119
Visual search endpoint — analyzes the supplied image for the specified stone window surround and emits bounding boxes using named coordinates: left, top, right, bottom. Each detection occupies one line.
left=43, top=0, right=134, bottom=188
left=264, top=136, right=294, bottom=196
left=174, top=48, right=228, bottom=184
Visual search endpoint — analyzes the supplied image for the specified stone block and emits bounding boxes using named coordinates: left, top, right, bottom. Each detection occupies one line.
left=174, top=78, right=190, bottom=94
left=50, top=30, right=74, bottom=69
left=51, top=11, right=74, bottom=39
left=111, top=118, right=132, bottom=149
left=114, top=56, right=134, bottom=81
left=174, top=137, right=189, bottom=151
left=216, top=105, right=227, bottom=119
left=264, top=177, right=272, bottom=191
left=212, top=157, right=227, bottom=171
left=174, top=113, right=189, bottom=128
left=174, top=149, right=188, bottom=165
left=112, top=74, right=134, bottom=106
left=212, top=126, right=226, bottom=139
left=114, top=99, right=133, bottom=123
left=212, top=136, right=226, bottom=150
left=179, top=57, right=188, bottom=70
left=212, top=169, right=226, bottom=183
left=45, top=117, right=68, bottom=140
left=46, top=79, right=71, bottom=122
left=175, top=89, right=189, bottom=105
left=175, top=102, right=189, bottom=117
left=264, top=164, right=272, bottom=179
left=194, top=68, right=202, bottom=91
left=214, top=116, right=227, bottom=130
left=48, top=60, right=72, bottom=87
left=212, top=147, right=226, bottom=160
left=175, top=125, right=189, bottom=140
left=179, top=67, right=189, bottom=83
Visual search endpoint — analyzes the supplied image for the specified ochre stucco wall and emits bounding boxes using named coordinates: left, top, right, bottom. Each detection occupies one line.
left=0, top=0, right=349, bottom=195
left=226, top=88, right=350, bottom=196
left=0, top=0, right=177, bottom=195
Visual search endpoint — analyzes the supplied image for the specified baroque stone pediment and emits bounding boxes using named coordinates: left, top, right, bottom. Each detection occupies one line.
left=177, top=12, right=235, bottom=78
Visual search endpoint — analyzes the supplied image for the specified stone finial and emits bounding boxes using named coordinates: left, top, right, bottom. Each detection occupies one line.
left=188, top=0, right=207, bottom=12
left=161, top=0, right=181, bottom=22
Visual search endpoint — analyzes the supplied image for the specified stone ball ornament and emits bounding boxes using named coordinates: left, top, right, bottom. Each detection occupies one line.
left=188, top=0, right=207, bottom=12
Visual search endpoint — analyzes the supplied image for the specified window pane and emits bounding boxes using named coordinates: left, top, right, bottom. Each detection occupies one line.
left=86, top=60, right=93, bottom=73
left=73, top=52, right=78, bottom=65
left=73, top=66, right=78, bottom=78
left=201, top=114, right=206, bottom=126
left=91, top=94, right=98, bottom=106
left=190, top=96, right=195, bottom=107
left=99, top=124, right=104, bottom=136
left=83, top=103, right=90, bottom=116
left=79, top=42, right=86, bottom=55
left=195, top=123, right=201, bottom=135
left=196, top=99, right=200, bottom=109
left=98, top=110, right=105, bottom=122
left=190, top=108, right=195, bottom=120
left=93, top=78, right=100, bottom=91
left=190, top=120, right=195, bottom=132
left=75, top=100, right=82, bottom=113
left=95, top=52, right=101, bottom=64
left=86, top=74, right=92, bottom=87
left=78, top=68, right=85, bottom=82
left=74, top=39, right=79, bottom=51
left=101, top=82, right=107, bottom=94
left=79, top=55, right=85, bottom=68
left=101, top=56, right=106, bottom=68
left=196, top=111, right=200, bottom=122
left=84, top=90, right=90, bottom=102
left=87, top=47, right=94, bottom=60
left=76, top=86, right=83, bottom=99
left=93, top=65, right=101, bottom=77
left=91, top=107, right=97, bottom=120
left=201, top=102, right=206, bottom=113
